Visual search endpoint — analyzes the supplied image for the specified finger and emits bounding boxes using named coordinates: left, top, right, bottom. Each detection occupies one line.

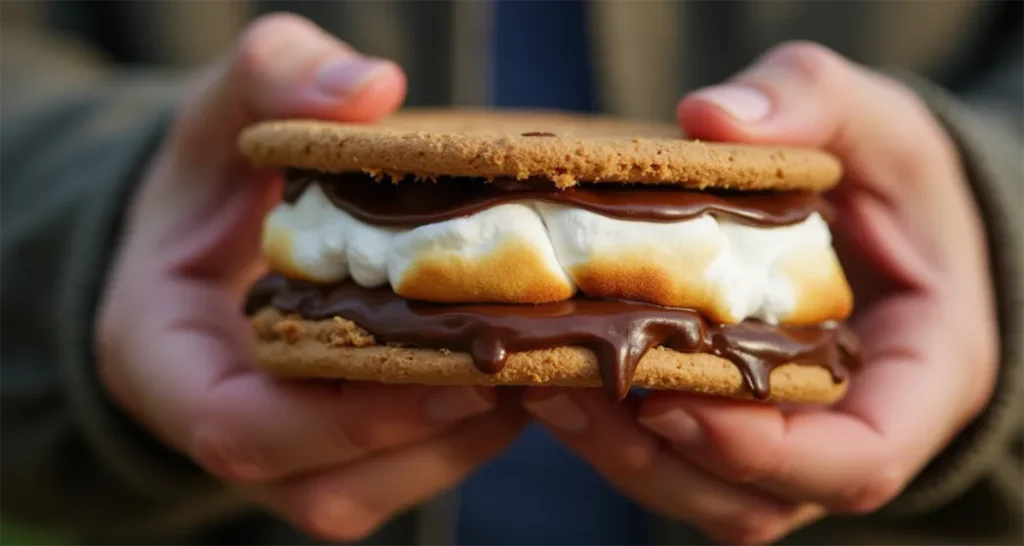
left=190, top=379, right=497, bottom=483
left=523, top=388, right=817, bottom=544
left=677, top=41, right=950, bottom=172
left=660, top=41, right=997, bottom=512
left=676, top=41, right=983, bottom=283
left=175, top=12, right=405, bottom=166
left=133, top=13, right=406, bottom=277
left=639, top=297, right=969, bottom=513
left=103, top=276, right=496, bottom=484
left=256, top=400, right=527, bottom=543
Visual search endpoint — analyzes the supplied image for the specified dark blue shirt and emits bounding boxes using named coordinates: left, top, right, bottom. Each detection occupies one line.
left=456, top=2, right=650, bottom=544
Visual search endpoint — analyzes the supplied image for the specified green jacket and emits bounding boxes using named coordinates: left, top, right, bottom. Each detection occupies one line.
left=1, top=1, right=1021, bottom=544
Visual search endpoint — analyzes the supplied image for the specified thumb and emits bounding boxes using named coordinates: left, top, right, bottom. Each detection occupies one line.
left=175, top=12, right=406, bottom=169
left=136, top=14, right=405, bottom=279
left=677, top=41, right=956, bottom=192
left=676, top=41, right=975, bottom=290
left=676, top=42, right=996, bottom=434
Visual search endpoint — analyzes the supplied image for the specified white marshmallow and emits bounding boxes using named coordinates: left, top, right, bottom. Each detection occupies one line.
left=713, top=212, right=832, bottom=323
left=263, top=186, right=349, bottom=282
left=344, top=215, right=397, bottom=288
left=262, top=185, right=839, bottom=324
left=535, top=202, right=724, bottom=272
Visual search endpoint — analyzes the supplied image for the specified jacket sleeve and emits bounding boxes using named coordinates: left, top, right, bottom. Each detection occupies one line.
left=883, top=28, right=1024, bottom=515
left=0, top=24, right=247, bottom=539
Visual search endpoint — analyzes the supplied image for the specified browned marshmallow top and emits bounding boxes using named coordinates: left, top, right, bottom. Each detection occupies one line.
left=262, top=171, right=853, bottom=325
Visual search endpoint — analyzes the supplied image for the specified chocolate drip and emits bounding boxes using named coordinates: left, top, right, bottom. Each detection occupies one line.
left=282, top=170, right=830, bottom=227
left=246, top=275, right=860, bottom=401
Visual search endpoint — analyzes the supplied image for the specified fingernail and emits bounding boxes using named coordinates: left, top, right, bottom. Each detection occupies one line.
left=316, top=57, right=390, bottom=97
left=639, top=409, right=704, bottom=446
left=524, top=393, right=588, bottom=433
left=691, top=85, right=771, bottom=123
left=424, top=387, right=495, bottom=424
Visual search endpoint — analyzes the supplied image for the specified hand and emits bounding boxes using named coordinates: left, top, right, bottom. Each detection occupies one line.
left=97, top=14, right=526, bottom=541
left=524, top=42, right=998, bottom=544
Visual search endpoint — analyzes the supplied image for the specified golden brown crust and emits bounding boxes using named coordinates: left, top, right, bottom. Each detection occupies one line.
left=250, top=308, right=848, bottom=405
left=394, top=239, right=576, bottom=303
left=261, top=222, right=318, bottom=282
left=780, top=247, right=855, bottom=325
left=566, top=242, right=734, bottom=323
left=238, top=110, right=842, bottom=191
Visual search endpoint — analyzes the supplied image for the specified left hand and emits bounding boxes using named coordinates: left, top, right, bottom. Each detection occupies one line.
left=523, top=42, right=998, bottom=544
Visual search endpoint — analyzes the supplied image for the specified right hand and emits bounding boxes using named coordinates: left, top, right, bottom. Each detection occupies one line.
left=97, top=14, right=527, bottom=541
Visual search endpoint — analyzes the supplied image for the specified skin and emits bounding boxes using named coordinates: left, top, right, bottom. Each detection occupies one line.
left=97, top=14, right=527, bottom=542
left=524, top=42, right=999, bottom=544
left=97, top=14, right=999, bottom=545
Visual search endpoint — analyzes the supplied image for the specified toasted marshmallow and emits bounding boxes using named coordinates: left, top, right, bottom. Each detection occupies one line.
left=707, top=212, right=844, bottom=324
left=389, top=204, right=576, bottom=303
left=262, top=185, right=576, bottom=303
left=535, top=204, right=848, bottom=324
left=262, top=185, right=852, bottom=324
left=262, top=186, right=349, bottom=282
left=536, top=203, right=733, bottom=321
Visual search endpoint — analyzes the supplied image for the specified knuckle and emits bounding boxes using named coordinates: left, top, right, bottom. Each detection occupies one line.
left=95, top=324, right=115, bottom=369
left=297, top=495, right=383, bottom=543
left=609, top=441, right=658, bottom=477
left=975, top=330, right=1000, bottom=375
left=95, top=313, right=123, bottom=395
left=705, top=513, right=786, bottom=546
left=95, top=296, right=138, bottom=416
left=764, top=41, right=847, bottom=88
left=418, top=421, right=521, bottom=475
left=233, top=12, right=318, bottom=79
left=836, top=461, right=905, bottom=514
left=437, top=424, right=496, bottom=462
left=239, top=12, right=317, bottom=50
left=340, top=421, right=388, bottom=453
left=727, top=448, right=783, bottom=485
left=327, top=424, right=368, bottom=460
left=965, top=332, right=1000, bottom=417
left=95, top=287, right=124, bottom=371
left=190, top=425, right=269, bottom=483
left=338, top=415, right=427, bottom=455
left=881, top=79, right=955, bottom=155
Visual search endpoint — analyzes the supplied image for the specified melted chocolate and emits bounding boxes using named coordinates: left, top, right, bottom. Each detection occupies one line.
left=246, top=275, right=860, bottom=401
left=283, top=170, right=830, bottom=227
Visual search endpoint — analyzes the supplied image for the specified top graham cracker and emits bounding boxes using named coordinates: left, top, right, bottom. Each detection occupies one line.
left=239, top=109, right=842, bottom=190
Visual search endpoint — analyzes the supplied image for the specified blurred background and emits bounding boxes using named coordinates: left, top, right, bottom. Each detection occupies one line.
left=1, top=0, right=1020, bottom=544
